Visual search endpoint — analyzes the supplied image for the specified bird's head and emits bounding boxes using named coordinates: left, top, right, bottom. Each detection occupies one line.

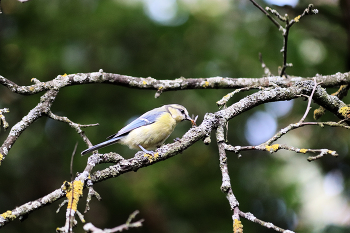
left=166, top=104, right=196, bottom=125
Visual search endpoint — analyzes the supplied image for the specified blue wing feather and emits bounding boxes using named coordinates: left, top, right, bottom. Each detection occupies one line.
left=106, top=108, right=166, bottom=140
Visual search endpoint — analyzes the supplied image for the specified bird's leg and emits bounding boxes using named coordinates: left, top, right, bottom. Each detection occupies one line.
left=139, top=145, right=160, bottom=162
left=138, top=145, right=154, bottom=155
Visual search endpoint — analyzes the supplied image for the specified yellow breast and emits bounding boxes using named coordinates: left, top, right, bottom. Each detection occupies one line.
left=119, top=113, right=177, bottom=150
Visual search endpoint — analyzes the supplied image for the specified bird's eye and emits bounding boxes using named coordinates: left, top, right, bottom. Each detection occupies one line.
left=180, top=109, right=185, bottom=114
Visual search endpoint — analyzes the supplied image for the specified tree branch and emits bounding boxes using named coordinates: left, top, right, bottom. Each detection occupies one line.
left=0, top=89, right=59, bottom=163
left=216, top=122, right=240, bottom=227
left=0, top=73, right=349, bottom=230
left=1, top=72, right=350, bottom=96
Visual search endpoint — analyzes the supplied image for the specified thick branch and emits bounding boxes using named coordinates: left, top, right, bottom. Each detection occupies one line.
left=0, top=89, right=59, bottom=162
left=0, top=188, right=65, bottom=227
left=216, top=123, right=240, bottom=223
left=1, top=72, right=350, bottom=96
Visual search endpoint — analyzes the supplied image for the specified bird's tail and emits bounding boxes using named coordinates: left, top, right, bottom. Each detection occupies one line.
left=81, top=137, right=121, bottom=155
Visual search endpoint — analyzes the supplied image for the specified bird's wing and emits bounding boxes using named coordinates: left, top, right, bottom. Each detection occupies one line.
left=106, top=108, right=165, bottom=140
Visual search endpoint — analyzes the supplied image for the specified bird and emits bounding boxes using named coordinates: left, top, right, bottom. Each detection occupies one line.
left=81, top=104, right=195, bottom=155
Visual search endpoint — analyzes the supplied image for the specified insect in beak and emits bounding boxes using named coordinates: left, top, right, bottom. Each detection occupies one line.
left=190, top=115, right=198, bottom=126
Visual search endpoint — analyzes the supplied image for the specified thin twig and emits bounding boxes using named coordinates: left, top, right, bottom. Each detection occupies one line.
left=69, top=143, right=78, bottom=233
left=70, top=143, right=78, bottom=181
left=239, top=211, right=295, bottom=233
left=0, top=108, right=9, bottom=131
left=47, top=110, right=99, bottom=148
left=250, top=1, right=318, bottom=77
left=83, top=210, right=144, bottom=233
left=259, top=53, right=272, bottom=77
left=299, top=77, right=319, bottom=123
left=279, top=4, right=318, bottom=76
left=84, top=187, right=102, bottom=214
left=224, top=120, right=345, bottom=161
left=216, top=86, right=263, bottom=107
left=249, top=0, right=281, bottom=29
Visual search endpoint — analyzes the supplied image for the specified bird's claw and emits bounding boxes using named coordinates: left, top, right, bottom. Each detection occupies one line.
left=144, top=152, right=159, bottom=163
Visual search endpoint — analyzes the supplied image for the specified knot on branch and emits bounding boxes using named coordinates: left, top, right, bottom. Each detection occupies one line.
left=220, top=183, right=230, bottom=193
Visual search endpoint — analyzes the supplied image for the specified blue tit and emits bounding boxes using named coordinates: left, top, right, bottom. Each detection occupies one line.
left=81, top=104, right=194, bottom=155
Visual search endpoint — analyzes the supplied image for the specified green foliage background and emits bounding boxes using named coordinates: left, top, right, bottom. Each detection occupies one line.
left=0, top=0, right=349, bottom=232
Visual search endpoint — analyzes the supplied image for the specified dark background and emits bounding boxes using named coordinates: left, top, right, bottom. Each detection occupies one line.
left=0, top=0, right=349, bottom=232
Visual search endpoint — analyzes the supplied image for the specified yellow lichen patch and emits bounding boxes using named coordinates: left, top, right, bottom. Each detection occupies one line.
left=313, top=107, right=325, bottom=120
left=30, top=78, right=35, bottom=82
left=271, top=144, right=279, bottom=151
left=153, top=152, right=159, bottom=160
left=158, top=86, right=163, bottom=90
left=299, top=149, right=308, bottom=154
left=142, top=80, right=147, bottom=85
left=233, top=219, right=243, bottom=233
left=0, top=210, right=16, bottom=220
left=265, top=144, right=279, bottom=152
left=0, top=153, right=3, bottom=165
left=294, top=15, right=301, bottom=22
left=327, top=150, right=337, bottom=156
left=29, top=86, right=35, bottom=91
left=144, top=152, right=159, bottom=163
left=66, top=180, right=84, bottom=211
left=144, top=153, right=153, bottom=162
left=61, top=73, right=68, bottom=77
left=203, top=81, right=209, bottom=88
left=339, top=106, right=350, bottom=118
